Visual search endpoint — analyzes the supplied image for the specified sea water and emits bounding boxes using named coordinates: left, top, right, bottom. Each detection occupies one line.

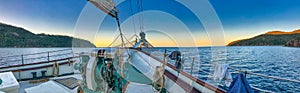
left=0, top=46, right=299, bottom=92
left=148, top=46, right=300, bottom=92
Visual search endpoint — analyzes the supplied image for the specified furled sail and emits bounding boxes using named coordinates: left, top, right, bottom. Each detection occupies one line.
left=88, top=0, right=118, bottom=17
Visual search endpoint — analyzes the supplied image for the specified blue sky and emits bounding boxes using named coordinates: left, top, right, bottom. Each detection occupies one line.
left=211, top=0, right=300, bottom=30
left=1, top=0, right=300, bottom=46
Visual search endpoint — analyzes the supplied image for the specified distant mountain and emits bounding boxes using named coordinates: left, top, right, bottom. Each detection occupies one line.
left=265, top=30, right=300, bottom=35
left=0, top=23, right=95, bottom=47
left=227, top=29, right=300, bottom=47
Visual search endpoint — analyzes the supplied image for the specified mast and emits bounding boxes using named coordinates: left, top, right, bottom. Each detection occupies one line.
left=89, top=0, right=152, bottom=48
left=132, top=0, right=153, bottom=48
left=88, top=0, right=125, bottom=47
left=115, top=13, right=125, bottom=47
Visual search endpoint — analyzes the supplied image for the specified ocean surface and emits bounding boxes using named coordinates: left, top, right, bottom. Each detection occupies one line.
left=0, top=46, right=300, bottom=92
left=0, top=48, right=73, bottom=67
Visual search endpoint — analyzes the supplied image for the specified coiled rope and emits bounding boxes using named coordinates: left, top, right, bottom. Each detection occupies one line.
left=52, top=61, right=59, bottom=77
left=152, top=66, right=165, bottom=92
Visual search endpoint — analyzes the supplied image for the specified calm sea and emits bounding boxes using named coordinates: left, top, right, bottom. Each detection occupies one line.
left=0, top=46, right=299, bottom=92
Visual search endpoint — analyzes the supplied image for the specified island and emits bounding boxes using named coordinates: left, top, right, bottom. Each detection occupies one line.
left=0, top=23, right=95, bottom=47
left=227, top=29, right=300, bottom=47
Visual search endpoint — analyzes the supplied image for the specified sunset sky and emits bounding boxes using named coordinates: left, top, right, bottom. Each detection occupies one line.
left=1, top=0, right=300, bottom=47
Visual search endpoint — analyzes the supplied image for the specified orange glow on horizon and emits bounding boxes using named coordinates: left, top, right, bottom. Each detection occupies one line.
left=92, top=35, right=257, bottom=47
left=93, top=37, right=217, bottom=47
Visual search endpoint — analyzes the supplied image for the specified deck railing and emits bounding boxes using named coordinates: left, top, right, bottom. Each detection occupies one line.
left=143, top=48, right=300, bottom=93
left=0, top=49, right=74, bottom=67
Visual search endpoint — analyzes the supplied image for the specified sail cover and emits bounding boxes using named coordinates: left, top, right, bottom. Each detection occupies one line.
left=88, top=0, right=118, bottom=17
left=227, top=73, right=254, bottom=93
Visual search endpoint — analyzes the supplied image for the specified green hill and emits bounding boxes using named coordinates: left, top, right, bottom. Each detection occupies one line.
left=228, top=30, right=300, bottom=47
left=0, top=23, right=95, bottom=47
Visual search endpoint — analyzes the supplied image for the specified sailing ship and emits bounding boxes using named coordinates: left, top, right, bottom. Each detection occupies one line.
left=74, top=0, right=300, bottom=93
left=1, top=0, right=300, bottom=93
left=76, top=0, right=225, bottom=93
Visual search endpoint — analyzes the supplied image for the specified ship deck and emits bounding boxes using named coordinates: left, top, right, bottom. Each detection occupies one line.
left=18, top=74, right=82, bottom=93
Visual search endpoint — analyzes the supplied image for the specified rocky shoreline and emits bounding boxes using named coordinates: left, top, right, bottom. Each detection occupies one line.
left=285, top=39, right=300, bottom=47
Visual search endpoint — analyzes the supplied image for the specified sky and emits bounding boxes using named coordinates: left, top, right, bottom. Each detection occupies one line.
left=1, top=0, right=300, bottom=47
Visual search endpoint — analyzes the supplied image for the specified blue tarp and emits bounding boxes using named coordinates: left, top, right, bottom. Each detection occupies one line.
left=227, top=73, right=254, bottom=93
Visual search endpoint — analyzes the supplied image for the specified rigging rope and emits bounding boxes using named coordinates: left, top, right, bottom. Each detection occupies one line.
left=250, top=85, right=274, bottom=93
left=112, top=41, right=136, bottom=47
left=129, top=0, right=137, bottom=37
left=127, top=34, right=138, bottom=42
left=115, top=13, right=125, bottom=47
left=140, top=0, right=144, bottom=32
left=123, top=35, right=134, bottom=47
left=137, top=0, right=144, bottom=32
left=108, top=0, right=138, bottom=48
left=107, top=35, right=120, bottom=47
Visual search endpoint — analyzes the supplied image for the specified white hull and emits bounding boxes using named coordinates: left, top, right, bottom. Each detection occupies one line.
left=118, top=49, right=225, bottom=93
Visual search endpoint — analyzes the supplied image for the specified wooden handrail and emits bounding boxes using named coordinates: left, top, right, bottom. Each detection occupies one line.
left=0, top=49, right=73, bottom=66
left=0, top=56, right=80, bottom=69
left=0, top=60, right=75, bottom=73
left=0, top=48, right=72, bottom=58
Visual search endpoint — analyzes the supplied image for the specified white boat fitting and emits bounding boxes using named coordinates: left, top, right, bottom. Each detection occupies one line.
left=0, top=72, right=19, bottom=93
